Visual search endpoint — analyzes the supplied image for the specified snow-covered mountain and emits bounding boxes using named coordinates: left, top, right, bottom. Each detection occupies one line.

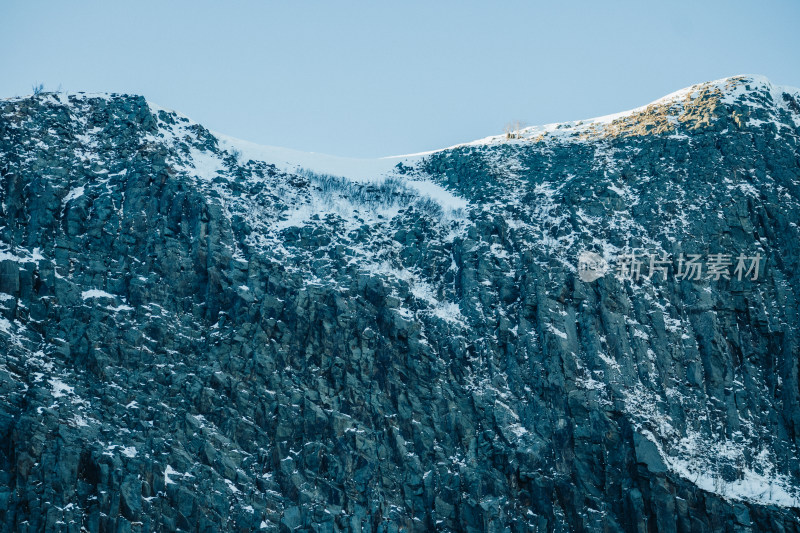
left=1, top=75, right=800, bottom=531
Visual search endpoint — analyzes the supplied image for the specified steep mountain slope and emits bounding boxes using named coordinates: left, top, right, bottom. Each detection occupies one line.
left=1, top=75, right=799, bottom=532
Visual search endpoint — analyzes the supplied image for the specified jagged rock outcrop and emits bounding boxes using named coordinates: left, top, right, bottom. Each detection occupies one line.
left=1, top=75, right=800, bottom=532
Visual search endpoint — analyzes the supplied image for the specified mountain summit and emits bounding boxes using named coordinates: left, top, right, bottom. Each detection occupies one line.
left=1, top=75, right=800, bottom=532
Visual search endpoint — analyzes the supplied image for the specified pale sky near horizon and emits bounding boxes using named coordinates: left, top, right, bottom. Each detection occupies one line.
left=2, top=1, right=799, bottom=157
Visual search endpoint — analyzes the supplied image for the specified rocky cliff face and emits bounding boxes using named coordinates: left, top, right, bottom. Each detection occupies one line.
left=1, top=75, right=799, bottom=532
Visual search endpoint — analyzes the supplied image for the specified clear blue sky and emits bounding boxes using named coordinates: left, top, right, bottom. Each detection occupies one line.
left=2, top=1, right=798, bottom=157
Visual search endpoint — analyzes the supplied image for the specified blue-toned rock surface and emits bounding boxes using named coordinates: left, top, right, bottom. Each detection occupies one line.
left=1, top=75, right=799, bottom=531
